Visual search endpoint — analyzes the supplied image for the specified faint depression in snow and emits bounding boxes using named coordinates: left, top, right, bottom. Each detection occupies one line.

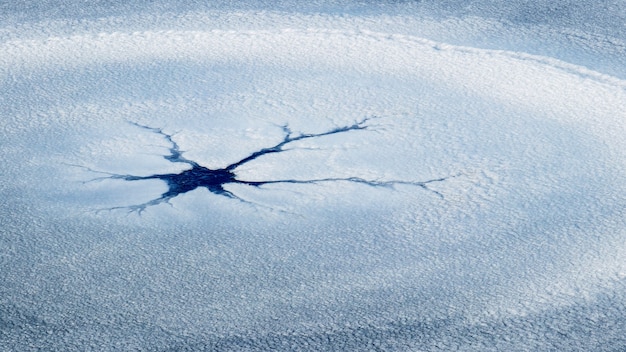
left=1, top=1, right=626, bottom=350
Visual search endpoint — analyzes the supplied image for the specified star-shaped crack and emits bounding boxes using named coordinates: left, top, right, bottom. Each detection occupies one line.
left=80, top=118, right=454, bottom=213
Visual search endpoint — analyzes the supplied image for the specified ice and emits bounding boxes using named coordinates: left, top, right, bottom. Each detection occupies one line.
left=2, top=1, right=626, bottom=350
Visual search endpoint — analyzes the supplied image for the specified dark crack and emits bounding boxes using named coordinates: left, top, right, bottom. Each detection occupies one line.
left=81, top=118, right=454, bottom=213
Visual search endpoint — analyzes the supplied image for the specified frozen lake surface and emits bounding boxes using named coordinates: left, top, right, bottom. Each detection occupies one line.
left=2, top=1, right=626, bottom=350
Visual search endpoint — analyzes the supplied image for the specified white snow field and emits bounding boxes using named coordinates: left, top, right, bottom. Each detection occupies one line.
left=2, top=1, right=626, bottom=350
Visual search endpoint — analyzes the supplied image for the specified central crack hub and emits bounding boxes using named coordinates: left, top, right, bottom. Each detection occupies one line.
left=164, top=167, right=236, bottom=196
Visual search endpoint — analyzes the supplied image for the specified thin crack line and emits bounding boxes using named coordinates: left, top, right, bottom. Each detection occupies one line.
left=127, top=121, right=199, bottom=168
left=224, top=117, right=375, bottom=172
left=238, top=175, right=457, bottom=199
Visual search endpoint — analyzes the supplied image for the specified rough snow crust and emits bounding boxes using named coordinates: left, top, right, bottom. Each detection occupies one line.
left=1, top=1, right=626, bottom=350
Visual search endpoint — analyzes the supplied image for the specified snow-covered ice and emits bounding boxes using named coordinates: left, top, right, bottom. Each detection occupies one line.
left=1, top=1, right=626, bottom=350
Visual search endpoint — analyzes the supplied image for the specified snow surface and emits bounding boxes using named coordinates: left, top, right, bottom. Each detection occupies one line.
left=2, top=1, right=626, bottom=350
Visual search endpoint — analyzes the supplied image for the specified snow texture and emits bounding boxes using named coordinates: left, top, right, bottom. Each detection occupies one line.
left=1, top=1, right=626, bottom=351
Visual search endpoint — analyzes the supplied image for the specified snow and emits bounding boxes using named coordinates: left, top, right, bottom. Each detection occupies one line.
left=2, top=1, right=626, bottom=350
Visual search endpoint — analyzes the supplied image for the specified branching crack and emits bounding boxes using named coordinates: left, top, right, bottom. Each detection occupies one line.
left=81, top=118, right=454, bottom=213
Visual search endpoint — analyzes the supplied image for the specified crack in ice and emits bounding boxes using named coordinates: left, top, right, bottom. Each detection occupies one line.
left=82, top=118, right=453, bottom=213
